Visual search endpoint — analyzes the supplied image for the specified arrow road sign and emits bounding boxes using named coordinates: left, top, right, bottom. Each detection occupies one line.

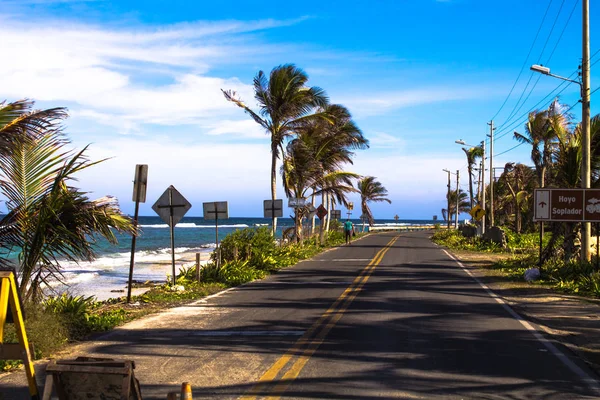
left=534, top=190, right=550, bottom=220
left=152, top=185, right=191, bottom=227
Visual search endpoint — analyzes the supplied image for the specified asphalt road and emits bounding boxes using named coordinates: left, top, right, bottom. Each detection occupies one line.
left=2, top=231, right=600, bottom=399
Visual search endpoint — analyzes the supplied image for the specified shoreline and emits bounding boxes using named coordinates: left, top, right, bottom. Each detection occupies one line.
left=52, top=250, right=214, bottom=302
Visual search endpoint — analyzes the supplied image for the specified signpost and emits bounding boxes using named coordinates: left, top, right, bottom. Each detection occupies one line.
left=347, top=202, right=354, bottom=219
left=331, top=210, right=341, bottom=220
left=316, top=204, right=328, bottom=220
left=152, top=186, right=192, bottom=286
left=203, top=201, right=229, bottom=266
left=469, top=205, right=485, bottom=221
left=127, top=164, right=148, bottom=303
left=534, top=188, right=600, bottom=266
left=533, top=188, right=600, bottom=222
left=264, top=199, right=283, bottom=219
left=288, top=197, right=306, bottom=208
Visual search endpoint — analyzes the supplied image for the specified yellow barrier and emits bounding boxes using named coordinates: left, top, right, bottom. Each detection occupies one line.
left=0, top=269, right=39, bottom=399
left=181, top=382, right=193, bottom=399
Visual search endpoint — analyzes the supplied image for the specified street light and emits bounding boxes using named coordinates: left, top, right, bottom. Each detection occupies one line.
left=455, top=139, right=486, bottom=234
left=531, top=60, right=590, bottom=262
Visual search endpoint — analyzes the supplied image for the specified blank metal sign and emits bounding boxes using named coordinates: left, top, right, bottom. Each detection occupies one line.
left=264, top=199, right=283, bottom=218
left=203, top=201, right=229, bottom=220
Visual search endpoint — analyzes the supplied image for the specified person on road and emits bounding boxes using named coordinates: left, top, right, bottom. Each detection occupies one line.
left=344, top=219, right=354, bottom=244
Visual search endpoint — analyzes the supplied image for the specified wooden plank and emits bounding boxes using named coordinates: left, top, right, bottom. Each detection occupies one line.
left=46, top=364, right=131, bottom=375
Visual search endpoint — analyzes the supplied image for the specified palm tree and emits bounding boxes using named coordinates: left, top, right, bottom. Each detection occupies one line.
left=282, top=125, right=359, bottom=242
left=461, top=146, right=483, bottom=209
left=442, top=189, right=470, bottom=224
left=499, top=163, right=536, bottom=233
left=296, top=104, right=368, bottom=237
left=222, top=65, right=329, bottom=235
left=357, top=177, right=391, bottom=231
left=0, top=100, right=135, bottom=300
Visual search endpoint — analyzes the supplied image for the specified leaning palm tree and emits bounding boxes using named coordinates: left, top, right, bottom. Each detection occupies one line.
left=461, top=146, right=483, bottom=209
left=222, top=65, right=329, bottom=235
left=357, top=177, right=391, bottom=231
left=297, top=104, right=368, bottom=236
left=443, top=189, right=470, bottom=225
left=282, top=134, right=358, bottom=242
left=0, top=100, right=135, bottom=300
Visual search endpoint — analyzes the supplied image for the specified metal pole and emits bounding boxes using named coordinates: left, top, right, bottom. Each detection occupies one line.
left=488, top=121, right=495, bottom=228
left=126, top=167, right=143, bottom=303
left=196, top=253, right=201, bottom=282
left=455, top=170, right=459, bottom=229
left=481, top=140, right=486, bottom=235
left=215, top=214, right=220, bottom=267
left=582, top=0, right=591, bottom=261
left=169, top=188, right=175, bottom=286
left=445, top=170, right=451, bottom=229
left=539, top=222, right=543, bottom=266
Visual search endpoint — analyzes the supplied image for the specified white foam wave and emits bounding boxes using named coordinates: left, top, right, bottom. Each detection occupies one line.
left=139, top=223, right=249, bottom=229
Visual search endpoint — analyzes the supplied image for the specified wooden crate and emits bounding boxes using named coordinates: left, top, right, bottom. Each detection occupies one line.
left=42, top=357, right=142, bottom=400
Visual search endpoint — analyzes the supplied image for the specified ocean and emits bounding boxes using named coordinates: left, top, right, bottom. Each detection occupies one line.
left=36, top=216, right=436, bottom=300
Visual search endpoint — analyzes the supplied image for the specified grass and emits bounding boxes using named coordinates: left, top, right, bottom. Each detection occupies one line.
left=1, top=225, right=355, bottom=372
left=433, top=229, right=600, bottom=298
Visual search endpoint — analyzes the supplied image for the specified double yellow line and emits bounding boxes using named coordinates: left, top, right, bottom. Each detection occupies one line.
left=241, top=235, right=399, bottom=400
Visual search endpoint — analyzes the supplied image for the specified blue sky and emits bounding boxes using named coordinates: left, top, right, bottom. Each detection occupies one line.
left=0, top=0, right=598, bottom=219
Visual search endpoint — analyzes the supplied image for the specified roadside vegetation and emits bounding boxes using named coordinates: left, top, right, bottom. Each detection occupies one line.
left=434, top=98, right=600, bottom=300
left=432, top=229, right=600, bottom=298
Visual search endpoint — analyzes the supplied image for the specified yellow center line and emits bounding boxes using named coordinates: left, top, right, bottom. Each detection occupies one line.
left=265, top=238, right=397, bottom=399
left=240, top=235, right=399, bottom=400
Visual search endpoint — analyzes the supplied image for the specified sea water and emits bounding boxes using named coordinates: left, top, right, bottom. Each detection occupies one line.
left=22, top=216, right=436, bottom=300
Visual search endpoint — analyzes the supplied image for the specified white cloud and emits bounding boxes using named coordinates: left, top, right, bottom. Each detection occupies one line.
left=343, top=87, right=492, bottom=118
left=0, top=17, right=296, bottom=134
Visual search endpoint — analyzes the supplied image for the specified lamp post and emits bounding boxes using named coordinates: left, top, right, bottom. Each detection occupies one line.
left=455, top=140, right=486, bottom=234
left=529, top=4, right=591, bottom=262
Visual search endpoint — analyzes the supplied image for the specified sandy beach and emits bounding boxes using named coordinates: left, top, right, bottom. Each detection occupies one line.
left=53, top=250, right=214, bottom=302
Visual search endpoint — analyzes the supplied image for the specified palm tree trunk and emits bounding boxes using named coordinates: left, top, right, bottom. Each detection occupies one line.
left=311, top=192, right=316, bottom=237
left=325, top=194, right=332, bottom=232
left=319, top=191, right=326, bottom=245
left=271, top=148, right=278, bottom=236
left=468, top=165, right=474, bottom=210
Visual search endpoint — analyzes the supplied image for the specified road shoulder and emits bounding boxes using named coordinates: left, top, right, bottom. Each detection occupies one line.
left=448, top=248, right=600, bottom=377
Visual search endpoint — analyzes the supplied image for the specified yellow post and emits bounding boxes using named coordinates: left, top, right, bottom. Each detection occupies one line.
left=0, top=271, right=39, bottom=399
left=180, top=382, right=193, bottom=400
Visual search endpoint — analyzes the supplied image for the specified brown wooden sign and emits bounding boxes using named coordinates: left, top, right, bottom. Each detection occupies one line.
left=534, top=189, right=600, bottom=222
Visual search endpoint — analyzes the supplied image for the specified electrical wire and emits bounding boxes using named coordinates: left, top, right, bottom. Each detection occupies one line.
left=489, top=0, right=555, bottom=121
left=495, top=0, right=572, bottom=132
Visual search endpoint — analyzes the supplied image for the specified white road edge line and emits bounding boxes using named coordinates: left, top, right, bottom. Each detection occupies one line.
left=443, top=249, right=600, bottom=396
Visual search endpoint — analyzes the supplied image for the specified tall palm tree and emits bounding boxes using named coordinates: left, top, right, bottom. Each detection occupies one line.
left=297, top=104, right=368, bottom=236
left=222, top=65, right=329, bottom=235
left=281, top=136, right=358, bottom=240
left=461, top=146, right=483, bottom=209
left=0, top=100, right=135, bottom=300
left=442, top=189, right=470, bottom=223
left=357, top=177, right=391, bottom=230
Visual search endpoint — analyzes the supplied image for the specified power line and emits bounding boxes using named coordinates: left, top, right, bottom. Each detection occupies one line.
left=489, top=0, right=555, bottom=121
left=543, top=0, right=580, bottom=64
left=496, top=0, right=573, bottom=132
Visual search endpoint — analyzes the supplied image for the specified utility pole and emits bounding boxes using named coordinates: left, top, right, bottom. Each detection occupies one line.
left=455, top=170, right=460, bottom=229
left=488, top=121, right=495, bottom=228
left=582, top=0, right=591, bottom=261
left=443, top=169, right=451, bottom=229
left=481, top=140, right=486, bottom=235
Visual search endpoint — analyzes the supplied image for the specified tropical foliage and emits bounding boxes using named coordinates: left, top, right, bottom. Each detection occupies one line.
left=222, top=65, right=330, bottom=235
left=223, top=65, right=388, bottom=240
left=0, top=100, right=135, bottom=301
left=357, top=176, right=391, bottom=229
